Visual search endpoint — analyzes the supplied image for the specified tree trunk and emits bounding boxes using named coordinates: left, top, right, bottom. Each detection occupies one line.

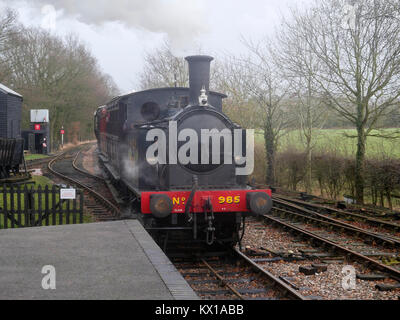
left=318, top=178, right=324, bottom=197
left=355, top=125, right=366, bottom=204
left=305, top=77, right=313, bottom=194
left=386, top=189, right=393, bottom=210
left=371, top=187, right=377, bottom=206
left=264, top=126, right=275, bottom=186
left=305, top=141, right=312, bottom=194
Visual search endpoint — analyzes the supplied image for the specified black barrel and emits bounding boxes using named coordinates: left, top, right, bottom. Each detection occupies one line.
left=185, top=55, right=214, bottom=106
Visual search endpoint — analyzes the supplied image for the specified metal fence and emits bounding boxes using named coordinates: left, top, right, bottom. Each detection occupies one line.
left=0, top=184, right=84, bottom=229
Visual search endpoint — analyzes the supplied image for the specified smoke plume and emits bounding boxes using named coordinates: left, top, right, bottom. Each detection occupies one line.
left=8, top=0, right=208, bottom=51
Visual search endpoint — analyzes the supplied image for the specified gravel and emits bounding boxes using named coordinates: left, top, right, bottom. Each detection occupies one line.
left=241, top=218, right=400, bottom=300
left=81, top=145, right=101, bottom=175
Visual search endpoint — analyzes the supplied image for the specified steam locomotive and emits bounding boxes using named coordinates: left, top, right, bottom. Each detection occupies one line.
left=94, top=55, right=272, bottom=247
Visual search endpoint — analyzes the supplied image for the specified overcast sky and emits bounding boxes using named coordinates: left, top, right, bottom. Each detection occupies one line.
left=0, top=0, right=314, bottom=92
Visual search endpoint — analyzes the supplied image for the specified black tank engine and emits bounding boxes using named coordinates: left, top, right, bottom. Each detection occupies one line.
left=95, top=55, right=272, bottom=247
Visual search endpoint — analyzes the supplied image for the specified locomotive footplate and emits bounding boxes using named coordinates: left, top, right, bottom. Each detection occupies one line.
left=141, top=189, right=272, bottom=215
left=141, top=189, right=272, bottom=246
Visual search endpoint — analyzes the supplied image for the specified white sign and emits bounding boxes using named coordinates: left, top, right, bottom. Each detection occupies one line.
left=60, top=188, right=76, bottom=200
left=31, top=169, right=43, bottom=176
left=31, top=110, right=50, bottom=123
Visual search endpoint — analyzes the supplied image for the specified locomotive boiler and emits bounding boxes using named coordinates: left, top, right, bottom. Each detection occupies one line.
left=95, top=55, right=272, bottom=247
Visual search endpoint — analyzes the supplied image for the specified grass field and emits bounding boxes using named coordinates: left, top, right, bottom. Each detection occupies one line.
left=256, top=128, right=400, bottom=158
left=31, top=175, right=54, bottom=187
left=24, top=154, right=50, bottom=161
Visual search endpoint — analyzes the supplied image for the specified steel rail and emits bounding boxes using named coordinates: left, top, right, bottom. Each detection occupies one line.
left=72, top=149, right=105, bottom=181
left=26, top=156, right=56, bottom=168
left=273, top=198, right=400, bottom=246
left=232, top=247, right=307, bottom=300
left=48, top=149, right=121, bottom=217
left=26, top=143, right=94, bottom=168
left=262, top=213, right=400, bottom=281
left=274, top=194, right=400, bottom=232
left=200, top=259, right=245, bottom=300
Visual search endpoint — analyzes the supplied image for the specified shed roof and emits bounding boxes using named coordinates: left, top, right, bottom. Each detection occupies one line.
left=0, top=83, right=22, bottom=98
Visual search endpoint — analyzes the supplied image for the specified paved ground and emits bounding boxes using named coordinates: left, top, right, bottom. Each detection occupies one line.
left=0, top=220, right=197, bottom=300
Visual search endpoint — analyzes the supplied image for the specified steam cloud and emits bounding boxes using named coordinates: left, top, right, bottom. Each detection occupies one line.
left=7, top=0, right=208, bottom=51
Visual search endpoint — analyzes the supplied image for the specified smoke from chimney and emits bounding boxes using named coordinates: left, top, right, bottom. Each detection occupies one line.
left=5, top=0, right=209, bottom=51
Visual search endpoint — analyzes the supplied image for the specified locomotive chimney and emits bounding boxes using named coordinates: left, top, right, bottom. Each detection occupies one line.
left=185, top=55, right=214, bottom=106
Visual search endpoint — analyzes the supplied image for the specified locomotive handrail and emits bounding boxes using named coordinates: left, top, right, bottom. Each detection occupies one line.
left=185, top=175, right=198, bottom=223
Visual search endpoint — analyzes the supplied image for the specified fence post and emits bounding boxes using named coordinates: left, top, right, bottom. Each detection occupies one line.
left=45, top=185, right=49, bottom=226
left=17, top=185, right=21, bottom=227
left=10, top=185, right=14, bottom=228
left=23, top=185, right=29, bottom=227
left=37, top=185, right=42, bottom=227
left=52, top=185, right=57, bottom=225
left=66, top=190, right=70, bottom=225
left=79, top=190, right=83, bottom=224
left=29, top=185, right=35, bottom=227
left=58, top=187, right=63, bottom=226
left=3, top=184, right=7, bottom=229
left=73, top=191, right=77, bottom=224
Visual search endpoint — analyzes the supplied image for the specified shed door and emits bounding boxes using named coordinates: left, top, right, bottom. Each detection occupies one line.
left=28, top=134, right=35, bottom=153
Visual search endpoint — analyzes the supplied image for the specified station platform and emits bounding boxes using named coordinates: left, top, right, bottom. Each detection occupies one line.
left=0, top=220, right=198, bottom=300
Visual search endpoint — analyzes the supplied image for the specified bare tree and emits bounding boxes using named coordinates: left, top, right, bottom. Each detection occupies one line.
left=2, top=27, right=117, bottom=145
left=294, top=80, right=327, bottom=193
left=274, top=27, right=328, bottom=194
left=216, top=46, right=293, bottom=185
left=139, top=41, right=188, bottom=89
left=0, top=8, right=18, bottom=50
left=0, top=8, right=20, bottom=81
left=213, top=56, right=259, bottom=129
left=282, top=0, right=400, bottom=203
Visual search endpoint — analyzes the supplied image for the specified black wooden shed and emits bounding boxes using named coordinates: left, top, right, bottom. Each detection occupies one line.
left=0, top=83, right=22, bottom=139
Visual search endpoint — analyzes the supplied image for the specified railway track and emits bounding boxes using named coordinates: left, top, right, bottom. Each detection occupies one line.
left=274, top=194, right=400, bottom=233
left=241, top=218, right=400, bottom=299
left=47, top=145, right=121, bottom=222
left=42, top=146, right=400, bottom=298
left=72, top=149, right=105, bottom=181
left=68, top=148, right=307, bottom=300
left=273, top=197, right=400, bottom=246
left=262, top=200, right=400, bottom=287
left=272, top=187, right=400, bottom=219
left=173, top=247, right=306, bottom=300
left=26, top=156, right=57, bottom=169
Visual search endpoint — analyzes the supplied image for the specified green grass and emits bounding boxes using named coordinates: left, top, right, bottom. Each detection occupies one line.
left=31, top=175, right=54, bottom=187
left=0, top=176, right=94, bottom=228
left=25, top=154, right=49, bottom=161
left=256, top=128, right=400, bottom=158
